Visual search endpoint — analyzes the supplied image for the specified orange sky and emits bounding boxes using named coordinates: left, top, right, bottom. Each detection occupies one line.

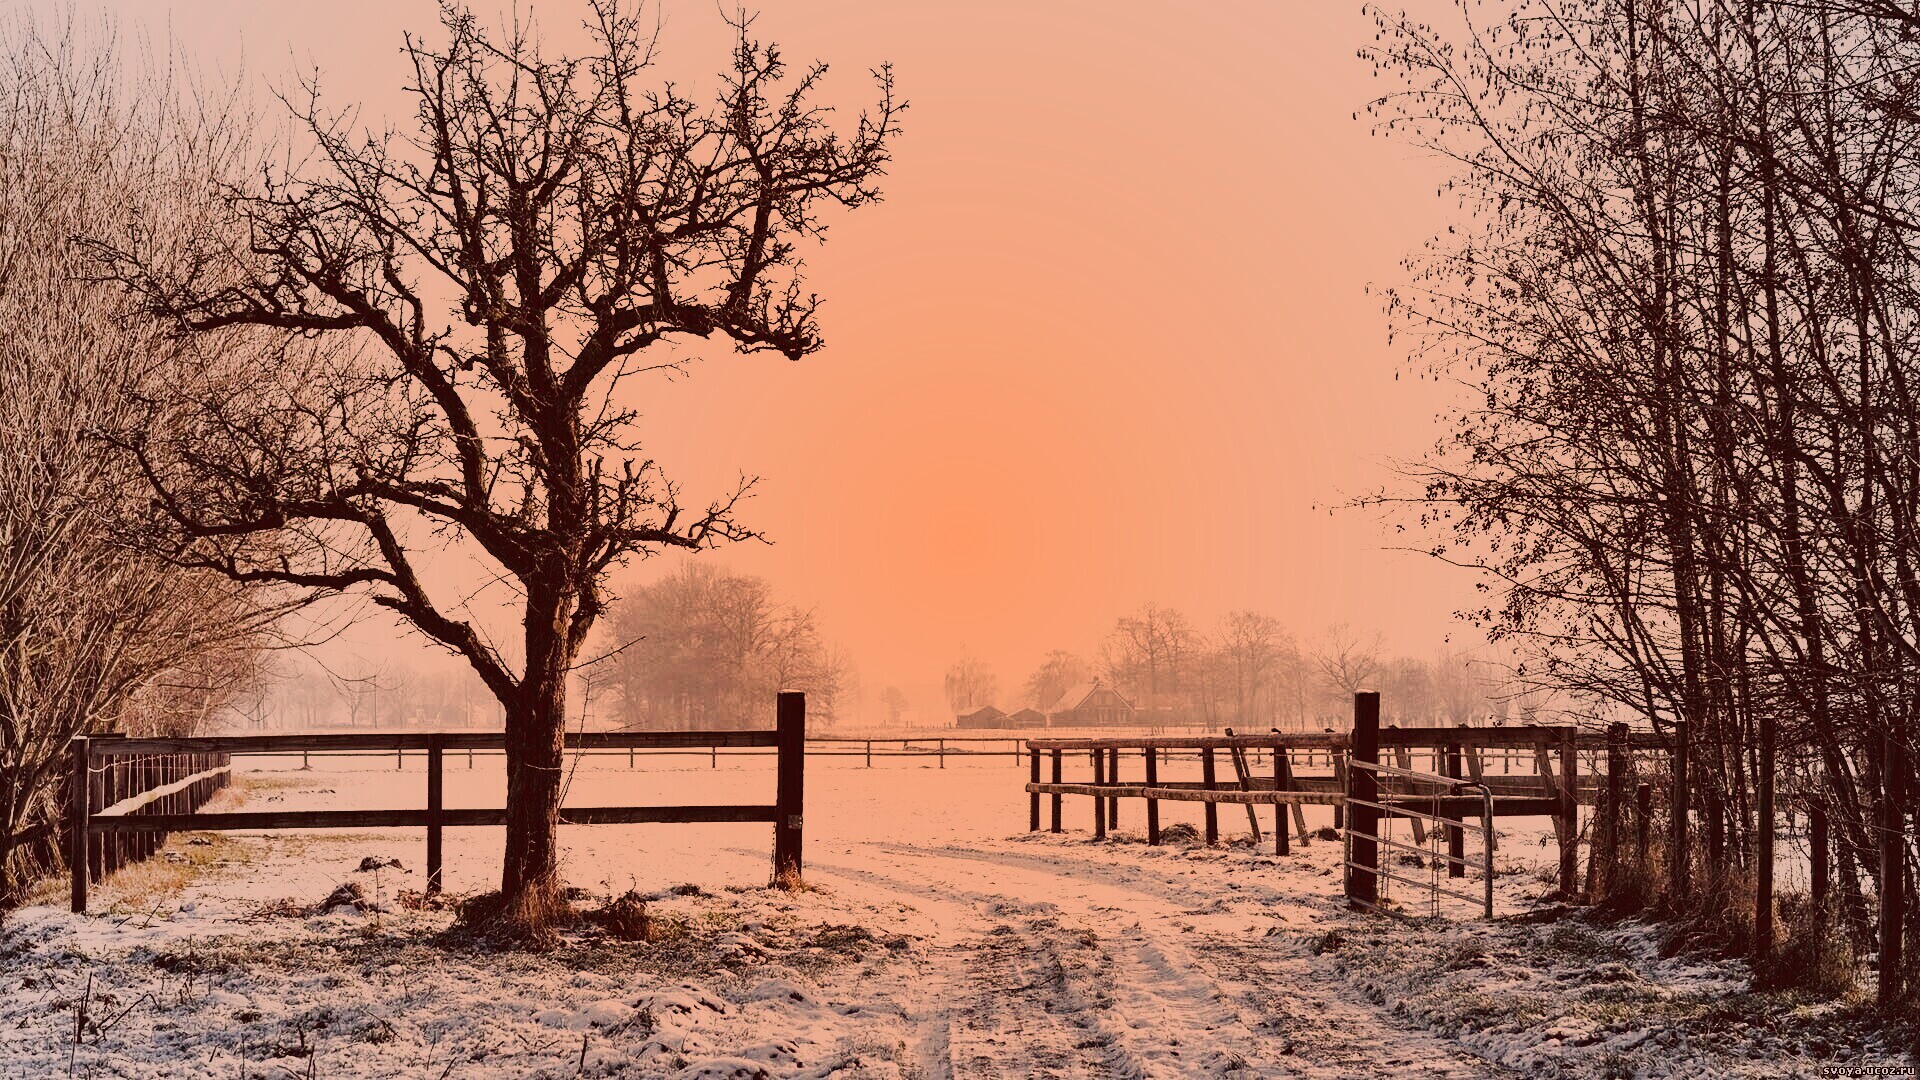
left=73, top=0, right=1478, bottom=720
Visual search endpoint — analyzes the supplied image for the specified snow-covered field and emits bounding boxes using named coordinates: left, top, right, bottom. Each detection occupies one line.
left=0, top=752, right=1904, bottom=1078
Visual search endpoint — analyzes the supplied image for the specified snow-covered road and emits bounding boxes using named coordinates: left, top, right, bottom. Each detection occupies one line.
left=800, top=837, right=1510, bottom=1078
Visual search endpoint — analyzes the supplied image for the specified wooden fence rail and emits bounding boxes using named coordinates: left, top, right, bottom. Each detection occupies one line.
left=69, top=692, right=807, bottom=914
left=65, top=738, right=233, bottom=913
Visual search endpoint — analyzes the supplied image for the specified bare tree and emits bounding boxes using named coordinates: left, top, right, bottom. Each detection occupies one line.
left=1102, top=603, right=1196, bottom=722
left=879, top=685, right=908, bottom=726
left=102, top=3, right=899, bottom=934
left=0, top=15, right=274, bottom=904
left=1366, top=0, right=1920, bottom=959
left=1430, top=646, right=1493, bottom=727
left=600, top=562, right=850, bottom=729
left=1022, top=650, right=1089, bottom=711
left=1216, top=611, right=1289, bottom=727
left=1312, top=623, right=1381, bottom=700
left=943, top=653, right=997, bottom=714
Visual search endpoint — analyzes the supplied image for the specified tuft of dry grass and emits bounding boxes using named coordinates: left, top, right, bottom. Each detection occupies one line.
left=22, top=832, right=246, bottom=918
left=1753, top=890, right=1858, bottom=997
left=585, top=890, right=657, bottom=942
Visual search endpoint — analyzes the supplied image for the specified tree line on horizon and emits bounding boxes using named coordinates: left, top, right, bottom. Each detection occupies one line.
left=934, top=604, right=1526, bottom=731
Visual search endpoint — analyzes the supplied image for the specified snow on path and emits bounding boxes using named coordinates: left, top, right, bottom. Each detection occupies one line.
left=799, top=837, right=1512, bottom=1079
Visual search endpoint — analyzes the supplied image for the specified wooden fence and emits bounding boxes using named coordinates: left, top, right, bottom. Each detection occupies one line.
left=1025, top=698, right=1676, bottom=914
left=66, top=735, right=234, bottom=907
left=69, top=692, right=807, bottom=914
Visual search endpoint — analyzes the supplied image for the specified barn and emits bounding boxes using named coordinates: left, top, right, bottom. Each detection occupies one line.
left=1006, top=707, right=1047, bottom=728
left=954, top=704, right=1009, bottom=729
left=1046, top=682, right=1137, bottom=727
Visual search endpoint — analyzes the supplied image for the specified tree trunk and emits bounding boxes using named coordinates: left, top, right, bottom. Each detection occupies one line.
left=495, top=578, right=577, bottom=935
left=500, top=679, right=567, bottom=923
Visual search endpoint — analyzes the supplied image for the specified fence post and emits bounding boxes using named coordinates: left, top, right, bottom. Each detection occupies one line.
left=1635, top=782, right=1652, bottom=868
left=1145, top=746, right=1160, bottom=845
left=426, top=735, right=444, bottom=896
left=1273, top=740, right=1290, bottom=856
left=1050, top=750, right=1063, bottom=833
left=69, top=738, right=89, bottom=914
left=1557, top=728, right=1578, bottom=899
left=1880, top=731, right=1906, bottom=1007
left=1332, top=753, right=1347, bottom=832
left=1107, top=746, right=1119, bottom=829
left=1756, top=706, right=1776, bottom=963
left=773, top=691, right=806, bottom=886
left=86, top=747, right=103, bottom=885
left=938, top=739, right=945, bottom=769
left=1346, top=692, right=1380, bottom=908
left=1445, top=740, right=1465, bottom=879
left=1201, top=745, right=1219, bottom=845
left=1093, top=749, right=1106, bottom=840
left=1598, top=723, right=1628, bottom=902
left=865, top=739, right=872, bottom=768
left=1670, top=720, right=1690, bottom=903
left=1810, top=799, right=1829, bottom=915
left=1028, top=748, right=1040, bottom=831
left=103, top=750, right=119, bottom=875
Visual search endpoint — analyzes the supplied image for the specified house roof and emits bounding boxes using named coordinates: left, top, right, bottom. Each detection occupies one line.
left=956, top=705, right=1006, bottom=719
left=1050, top=681, right=1134, bottom=713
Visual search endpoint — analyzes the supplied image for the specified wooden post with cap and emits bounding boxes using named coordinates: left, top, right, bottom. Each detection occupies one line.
left=426, top=734, right=445, bottom=895
left=69, top=737, right=89, bottom=914
left=1346, top=692, right=1381, bottom=908
left=773, top=691, right=806, bottom=886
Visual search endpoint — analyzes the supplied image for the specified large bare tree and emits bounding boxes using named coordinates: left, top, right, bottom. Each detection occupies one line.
left=106, top=3, right=899, bottom=935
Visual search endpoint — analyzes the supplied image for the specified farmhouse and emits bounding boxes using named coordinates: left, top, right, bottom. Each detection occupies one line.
left=954, top=704, right=1009, bottom=728
left=1046, top=682, right=1137, bottom=727
left=1007, top=707, right=1047, bottom=728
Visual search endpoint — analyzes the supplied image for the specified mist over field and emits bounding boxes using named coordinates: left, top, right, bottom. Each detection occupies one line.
left=0, top=2, right=1912, bottom=1077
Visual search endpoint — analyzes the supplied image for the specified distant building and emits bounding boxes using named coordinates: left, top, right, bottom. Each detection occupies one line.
left=1047, top=682, right=1137, bottom=727
left=954, top=705, right=1009, bottom=729
left=1007, top=707, right=1047, bottom=728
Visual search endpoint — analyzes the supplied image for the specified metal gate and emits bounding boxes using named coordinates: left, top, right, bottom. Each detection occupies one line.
left=1344, top=757, right=1496, bottom=918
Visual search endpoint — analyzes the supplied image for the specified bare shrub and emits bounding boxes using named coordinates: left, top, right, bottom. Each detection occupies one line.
left=0, top=12, right=273, bottom=907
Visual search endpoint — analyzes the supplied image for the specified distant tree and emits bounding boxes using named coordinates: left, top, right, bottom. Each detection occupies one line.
left=1023, top=650, right=1089, bottom=710
left=332, top=667, right=391, bottom=729
left=1102, top=603, right=1196, bottom=721
left=1312, top=623, right=1382, bottom=703
left=943, top=654, right=997, bottom=713
left=879, top=685, right=909, bottom=725
left=103, top=3, right=899, bottom=934
left=601, top=563, right=851, bottom=729
left=1216, top=611, right=1289, bottom=727
left=1377, top=656, right=1435, bottom=725
left=1430, top=646, right=1492, bottom=727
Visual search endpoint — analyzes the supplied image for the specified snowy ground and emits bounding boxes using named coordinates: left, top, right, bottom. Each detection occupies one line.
left=0, top=752, right=1906, bottom=1078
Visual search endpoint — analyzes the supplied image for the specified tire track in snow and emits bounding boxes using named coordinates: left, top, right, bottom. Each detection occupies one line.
left=802, top=842, right=1515, bottom=1078
left=799, top=856, right=1112, bottom=1078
